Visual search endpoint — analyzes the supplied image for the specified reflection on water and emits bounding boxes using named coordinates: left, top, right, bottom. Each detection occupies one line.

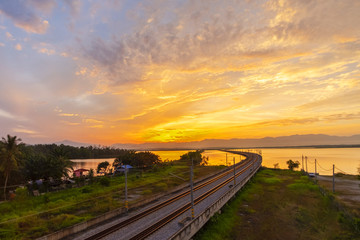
left=151, top=150, right=190, bottom=162
left=72, top=158, right=115, bottom=175
left=71, top=148, right=360, bottom=176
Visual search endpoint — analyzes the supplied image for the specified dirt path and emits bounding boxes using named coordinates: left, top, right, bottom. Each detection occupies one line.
left=317, top=175, right=360, bottom=215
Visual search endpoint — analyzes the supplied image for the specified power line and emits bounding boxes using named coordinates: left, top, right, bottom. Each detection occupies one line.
left=316, top=161, right=333, bottom=172
left=307, top=158, right=315, bottom=164
left=335, top=166, right=347, bottom=174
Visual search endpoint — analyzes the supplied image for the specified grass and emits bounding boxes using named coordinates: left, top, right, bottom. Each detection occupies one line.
left=195, top=168, right=360, bottom=240
left=0, top=161, right=225, bottom=239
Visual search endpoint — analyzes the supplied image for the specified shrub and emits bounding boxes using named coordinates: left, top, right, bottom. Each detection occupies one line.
left=27, top=225, right=48, bottom=238
left=99, top=177, right=110, bottom=187
left=14, top=187, right=29, bottom=201
left=154, top=183, right=168, bottom=192
left=287, top=182, right=318, bottom=194
left=259, top=168, right=276, bottom=176
left=142, top=189, right=152, bottom=195
left=43, top=195, right=50, bottom=204
left=261, top=177, right=282, bottom=184
left=81, top=187, right=92, bottom=193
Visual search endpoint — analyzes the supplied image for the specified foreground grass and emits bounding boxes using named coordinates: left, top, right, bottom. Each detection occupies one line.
left=195, top=168, right=360, bottom=240
left=0, top=161, right=225, bottom=239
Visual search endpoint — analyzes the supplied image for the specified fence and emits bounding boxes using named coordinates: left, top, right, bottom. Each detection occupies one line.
left=312, top=178, right=360, bottom=232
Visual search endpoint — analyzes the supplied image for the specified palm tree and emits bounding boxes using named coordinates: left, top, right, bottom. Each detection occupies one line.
left=0, top=135, right=22, bottom=200
left=50, top=146, right=74, bottom=179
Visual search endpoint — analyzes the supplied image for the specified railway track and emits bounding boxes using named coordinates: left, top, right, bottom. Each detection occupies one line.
left=85, top=151, right=261, bottom=240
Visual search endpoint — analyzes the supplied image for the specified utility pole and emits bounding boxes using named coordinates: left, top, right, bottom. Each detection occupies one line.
left=305, top=156, right=308, bottom=173
left=315, top=159, right=317, bottom=182
left=233, top=157, right=236, bottom=186
left=302, top=155, right=304, bottom=171
left=190, top=158, right=195, bottom=219
left=332, top=164, right=335, bottom=193
left=226, top=153, right=228, bottom=166
left=125, top=165, right=128, bottom=212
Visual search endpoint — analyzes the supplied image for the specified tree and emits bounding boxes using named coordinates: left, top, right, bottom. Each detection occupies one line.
left=22, top=152, right=74, bottom=181
left=113, top=150, right=160, bottom=168
left=22, top=153, right=49, bottom=181
left=49, top=149, right=73, bottom=179
left=133, top=151, right=160, bottom=168
left=180, top=150, right=208, bottom=166
left=113, top=150, right=136, bottom=167
left=97, top=161, right=110, bottom=174
left=0, top=135, right=22, bottom=200
left=286, top=159, right=300, bottom=171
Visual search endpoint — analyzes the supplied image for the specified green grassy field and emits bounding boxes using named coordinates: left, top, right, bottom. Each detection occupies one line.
left=195, top=168, right=360, bottom=240
left=0, top=161, right=225, bottom=239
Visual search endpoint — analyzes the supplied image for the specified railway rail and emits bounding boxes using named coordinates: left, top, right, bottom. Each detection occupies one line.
left=84, top=151, right=261, bottom=240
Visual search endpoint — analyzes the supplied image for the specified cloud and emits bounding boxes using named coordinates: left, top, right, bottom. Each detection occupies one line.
left=248, top=112, right=360, bottom=128
left=63, top=0, right=81, bottom=16
left=58, top=113, right=79, bottom=117
left=38, top=47, right=55, bottom=55
left=297, top=90, right=360, bottom=111
left=0, top=108, right=15, bottom=119
left=28, top=0, right=56, bottom=14
left=79, top=0, right=360, bottom=91
left=14, top=43, right=22, bottom=51
left=13, top=127, right=37, bottom=134
left=1, top=0, right=360, bottom=144
left=5, top=31, right=14, bottom=40
left=0, top=0, right=50, bottom=34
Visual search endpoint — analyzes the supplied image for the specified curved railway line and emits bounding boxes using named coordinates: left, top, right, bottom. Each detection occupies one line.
left=84, top=150, right=262, bottom=240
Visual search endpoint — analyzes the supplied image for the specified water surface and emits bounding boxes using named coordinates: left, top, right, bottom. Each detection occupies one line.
left=71, top=148, right=360, bottom=176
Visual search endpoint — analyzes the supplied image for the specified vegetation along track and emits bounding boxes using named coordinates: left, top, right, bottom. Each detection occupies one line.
left=85, top=151, right=261, bottom=240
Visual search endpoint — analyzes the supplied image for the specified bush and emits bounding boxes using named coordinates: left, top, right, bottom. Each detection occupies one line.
left=142, top=189, right=152, bottom=195
left=261, top=177, right=282, bottom=184
left=43, top=195, right=50, bottom=204
left=287, top=182, right=318, bottom=194
left=154, top=183, right=168, bottom=192
left=81, top=187, right=92, bottom=193
left=14, top=187, right=29, bottom=201
left=99, top=177, right=110, bottom=187
left=27, top=225, right=48, bottom=238
left=259, top=168, right=276, bottom=176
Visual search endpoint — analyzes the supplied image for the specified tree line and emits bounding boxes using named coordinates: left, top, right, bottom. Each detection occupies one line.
left=0, top=135, right=77, bottom=200
left=0, top=135, right=162, bottom=200
left=27, top=144, right=131, bottom=159
left=0, top=134, right=209, bottom=200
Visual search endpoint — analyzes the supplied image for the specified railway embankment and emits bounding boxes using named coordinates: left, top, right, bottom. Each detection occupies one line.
left=195, top=168, right=360, bottom=240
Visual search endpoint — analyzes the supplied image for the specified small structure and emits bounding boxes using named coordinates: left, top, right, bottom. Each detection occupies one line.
left=114, top=165, right=133, bottom=174
left=74, top=168, right=89, bottom=177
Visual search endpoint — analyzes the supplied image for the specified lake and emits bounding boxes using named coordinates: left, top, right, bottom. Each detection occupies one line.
left=261, top=148, right=360, bottom=175
left=71, top=148, right=360, bottom=176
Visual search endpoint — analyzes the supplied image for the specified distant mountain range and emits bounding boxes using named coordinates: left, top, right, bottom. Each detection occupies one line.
left=56, top=134, right=360, bottom=150
left=55, top=140, right=94, bottom=147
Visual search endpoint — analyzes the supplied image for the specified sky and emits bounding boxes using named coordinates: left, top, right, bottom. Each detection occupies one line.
left=0, top=0, right=359, bottom=145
